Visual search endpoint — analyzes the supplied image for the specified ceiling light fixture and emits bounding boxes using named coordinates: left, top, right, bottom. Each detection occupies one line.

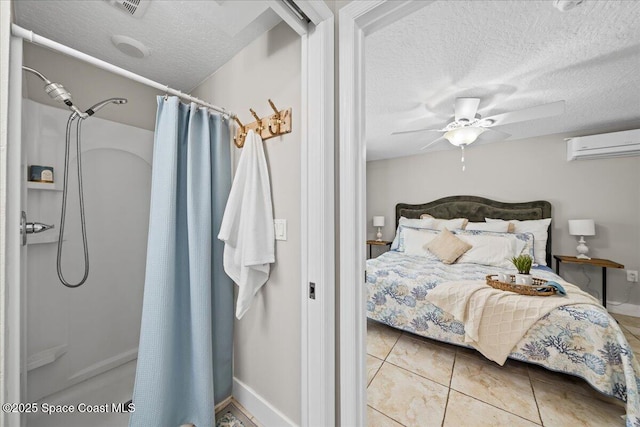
left=443, top=127, right=485, bottom=146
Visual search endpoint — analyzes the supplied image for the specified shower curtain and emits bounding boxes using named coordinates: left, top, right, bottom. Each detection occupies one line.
left=130, top=96, right=233, bottom=427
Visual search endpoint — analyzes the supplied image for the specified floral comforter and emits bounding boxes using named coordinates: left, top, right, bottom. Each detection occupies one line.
left=366, top=251, right=640, bottom=426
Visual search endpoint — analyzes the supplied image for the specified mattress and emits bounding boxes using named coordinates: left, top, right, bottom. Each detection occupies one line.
left=366, top=251, right=640, bottom=425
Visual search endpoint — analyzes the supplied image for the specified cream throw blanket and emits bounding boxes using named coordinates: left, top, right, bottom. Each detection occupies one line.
left=425, top=280, right=600, bottom=365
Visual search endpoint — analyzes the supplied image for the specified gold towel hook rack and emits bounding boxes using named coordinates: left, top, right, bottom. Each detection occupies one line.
left=233, top=100, right=292, bottom=148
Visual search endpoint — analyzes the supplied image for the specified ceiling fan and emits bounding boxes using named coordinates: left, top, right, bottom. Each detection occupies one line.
left=393, top=98, right=566, bottom=150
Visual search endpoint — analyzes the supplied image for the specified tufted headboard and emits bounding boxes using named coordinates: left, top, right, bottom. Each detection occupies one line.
left=395, top=195, right=552, bottom=266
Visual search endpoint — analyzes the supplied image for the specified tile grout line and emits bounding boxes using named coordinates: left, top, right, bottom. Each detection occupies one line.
left=367, top=356, right=384, bottom=389
left=383, top=331, right=404, bottom=361
left=451, top=388, right=544, bottom=426
left=380, top=359, right=451, bottom=390
left=440, top=351, right=458, bottom=427
left=528, top=366, right=545, bottom=426
left=452, top=350, right=543, bottom=426
left=367, top=404, right=408, bottom=427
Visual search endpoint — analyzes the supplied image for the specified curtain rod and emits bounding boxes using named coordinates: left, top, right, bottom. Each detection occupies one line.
left=11, top=24, right=235, bottom=119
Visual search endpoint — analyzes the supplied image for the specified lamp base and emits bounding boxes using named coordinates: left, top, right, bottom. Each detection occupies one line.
left=576, top=236, right=590, bottom=260
left=376, top=227, right=382, bottom=242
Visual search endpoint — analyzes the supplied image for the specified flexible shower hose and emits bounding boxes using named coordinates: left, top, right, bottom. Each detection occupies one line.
left=56, top=113, right=90, bottom=287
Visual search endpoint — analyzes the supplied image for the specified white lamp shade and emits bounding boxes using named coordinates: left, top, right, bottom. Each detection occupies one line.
left=568, top=219, right=595, bottom=236
left=373, top=216, right=385, bottom=227
left=443, top=127, right=485, bottom=146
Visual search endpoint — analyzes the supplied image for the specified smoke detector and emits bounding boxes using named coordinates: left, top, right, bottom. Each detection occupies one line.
left=111, top=35, right=151, bottom=58
left=104, top=0, right=150, bottom=18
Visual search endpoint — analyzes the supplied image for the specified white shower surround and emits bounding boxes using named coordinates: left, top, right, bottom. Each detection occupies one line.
left=22, top=99, right=153, bottom=403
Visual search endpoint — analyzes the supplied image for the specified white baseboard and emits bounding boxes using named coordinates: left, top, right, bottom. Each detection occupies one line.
left=606, top=301, right=640, bottom=317
left=232, top=377, right=297, bottom=427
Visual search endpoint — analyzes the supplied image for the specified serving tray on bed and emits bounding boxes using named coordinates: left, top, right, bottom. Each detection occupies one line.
left=486, top=274, right=556, bottom=296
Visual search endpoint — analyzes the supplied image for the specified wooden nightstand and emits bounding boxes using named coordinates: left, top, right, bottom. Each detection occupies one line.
left=367, top=240, right=392, bottom=259
left=553, top=255, right=624, bottom=308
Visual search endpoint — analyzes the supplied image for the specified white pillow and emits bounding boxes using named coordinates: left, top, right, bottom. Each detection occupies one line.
left=391, top=216, right=468, bottom=250
left=465, top=222, right=511, bottom=233
left=402, top=228, right=439, bottom=258
left=456, top=233, right=526, bottom=268
left=485, top=218, right=552, bottom=266
left=420, top=214, right=468, bottom=231
left=390, top=217, right=438, bottom=250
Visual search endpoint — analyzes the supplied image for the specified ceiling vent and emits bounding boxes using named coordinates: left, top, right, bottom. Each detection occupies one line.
left=104, top=0, right=150, bottom=18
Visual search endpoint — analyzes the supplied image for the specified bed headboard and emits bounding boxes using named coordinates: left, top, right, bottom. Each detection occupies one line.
left=396, top=195, right=552, bottom=266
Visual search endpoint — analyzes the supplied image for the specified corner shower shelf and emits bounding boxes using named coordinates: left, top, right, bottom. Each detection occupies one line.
left=27, top=181, right=62, bottom=191
left=27, top=344, right=68, bottom=371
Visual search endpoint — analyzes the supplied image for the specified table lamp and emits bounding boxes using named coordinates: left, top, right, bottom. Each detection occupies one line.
left=568, top=219, right=595, bottom=259
left=373, top=216, right=385, bottom=241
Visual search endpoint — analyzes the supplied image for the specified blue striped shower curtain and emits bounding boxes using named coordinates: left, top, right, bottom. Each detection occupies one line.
left=130, top=96, right=233, bottom=427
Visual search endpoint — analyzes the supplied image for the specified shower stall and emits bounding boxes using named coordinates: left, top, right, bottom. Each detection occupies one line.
left=16, top=60, right=154, bottom=426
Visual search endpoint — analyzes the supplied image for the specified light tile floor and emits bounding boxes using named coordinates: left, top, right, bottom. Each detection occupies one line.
left=367, top=313, right=640, bottom=427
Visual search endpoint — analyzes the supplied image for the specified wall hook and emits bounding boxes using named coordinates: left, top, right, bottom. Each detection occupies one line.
left=267, top=99, right=282, bottom=135
left=249, top=108, right=264, bottom=132
left=233, top=116, right=247, bottom=148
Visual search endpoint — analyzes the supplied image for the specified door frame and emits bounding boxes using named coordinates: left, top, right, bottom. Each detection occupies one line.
left=338, top=1, right=432, bottom=425
left=0, top=2, right=335, bottom=426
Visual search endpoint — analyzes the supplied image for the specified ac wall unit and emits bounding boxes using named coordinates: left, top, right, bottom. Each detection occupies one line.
left=566, top=129, right=640, bottom=161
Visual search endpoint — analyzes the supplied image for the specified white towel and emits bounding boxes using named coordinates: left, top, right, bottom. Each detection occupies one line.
left=218, top=130, right=275, bottom=319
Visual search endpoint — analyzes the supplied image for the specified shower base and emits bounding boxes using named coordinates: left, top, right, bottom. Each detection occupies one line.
left=27, top=360, right=136, bottom=427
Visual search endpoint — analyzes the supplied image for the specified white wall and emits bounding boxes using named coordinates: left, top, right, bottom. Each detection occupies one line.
left=366, top=134, right=640, bottom=308
left=22, top=43, right=161, bottom=131
left=192, top=22, right=302, bottom=424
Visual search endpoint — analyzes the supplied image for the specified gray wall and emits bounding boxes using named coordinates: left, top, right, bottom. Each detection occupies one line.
left=192, top=22, right=302, bottom=424
left=366, top=134, right=640, bottom=308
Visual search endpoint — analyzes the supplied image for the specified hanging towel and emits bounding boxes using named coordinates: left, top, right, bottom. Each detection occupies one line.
left=218, top=130, right=275, bottom=319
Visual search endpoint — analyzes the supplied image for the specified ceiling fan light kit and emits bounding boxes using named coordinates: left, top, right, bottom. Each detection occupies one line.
left=444, top=127, right=485, bottom=146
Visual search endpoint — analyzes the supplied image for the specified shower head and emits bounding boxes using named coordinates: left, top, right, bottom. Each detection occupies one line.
left=23, top=66, right=88, bottom=119
left=84, top=98, right=128, bottom=117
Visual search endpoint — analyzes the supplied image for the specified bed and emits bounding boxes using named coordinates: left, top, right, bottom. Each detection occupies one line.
left=365, top=196, right=640, bottom=426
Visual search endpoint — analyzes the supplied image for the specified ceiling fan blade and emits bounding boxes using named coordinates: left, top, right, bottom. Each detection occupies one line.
left=392, top=128, right=442, bottom=136
left=473, top=129, right=511, bottom=145
left=454, top=98, right=480, bottom=122
left=484, top=100, right=565, bottom=127
left=420, top=136, right=446, bottom=150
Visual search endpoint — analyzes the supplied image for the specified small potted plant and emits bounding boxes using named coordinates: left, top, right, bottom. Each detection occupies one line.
left=511, top=254, right=533, bottom=285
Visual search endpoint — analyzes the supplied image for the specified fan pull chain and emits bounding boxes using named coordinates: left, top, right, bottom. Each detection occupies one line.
left=461, top=145, right=466, bottom=172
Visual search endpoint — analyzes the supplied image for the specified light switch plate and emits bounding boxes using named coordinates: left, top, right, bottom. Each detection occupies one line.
left=274, top=219, right=287, bottom=241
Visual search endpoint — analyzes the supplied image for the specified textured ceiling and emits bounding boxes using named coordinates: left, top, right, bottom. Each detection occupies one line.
left=13, top=0, right=282, bottom=92
left=365, top=0, right=640, bottom=161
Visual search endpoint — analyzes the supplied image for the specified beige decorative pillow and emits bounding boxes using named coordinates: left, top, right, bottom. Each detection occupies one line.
left=426, top=228, right=472, bottom=264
